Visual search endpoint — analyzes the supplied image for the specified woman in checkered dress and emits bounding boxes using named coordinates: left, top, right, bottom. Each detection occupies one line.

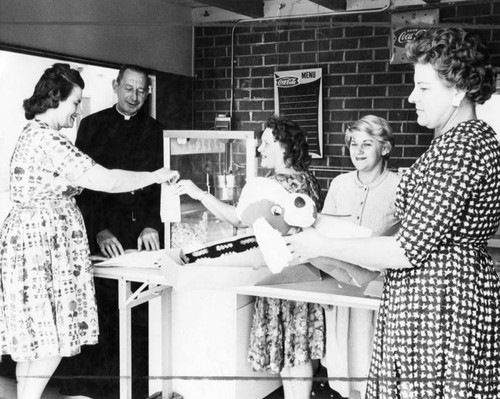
left=287, top=28, right=500, bottom=398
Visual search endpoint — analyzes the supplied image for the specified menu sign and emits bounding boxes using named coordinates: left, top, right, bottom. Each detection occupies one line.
left=274, top=68, right=323, bottom=157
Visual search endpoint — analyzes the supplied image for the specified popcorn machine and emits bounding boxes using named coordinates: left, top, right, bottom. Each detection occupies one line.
left=163, top=129, right=258, bottom=248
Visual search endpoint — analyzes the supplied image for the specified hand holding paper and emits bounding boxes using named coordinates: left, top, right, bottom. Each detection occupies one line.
left=282, top=215, right=379, bottom=286
left=153, top=167, right=179, bottom=185
left=309, top=257, right=380, bottom=287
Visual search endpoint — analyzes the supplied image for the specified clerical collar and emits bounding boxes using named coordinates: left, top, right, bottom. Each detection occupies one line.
left=115, top=105, right=136, bottom=120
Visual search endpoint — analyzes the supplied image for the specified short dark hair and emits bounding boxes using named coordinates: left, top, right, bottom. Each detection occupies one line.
left=23, top=63, right=85, bottom=120
left=265, top=116, right=311, bottom=171
left=116, top=64, right=151, bottom=89
left=406, top=28, right=497, bottom=104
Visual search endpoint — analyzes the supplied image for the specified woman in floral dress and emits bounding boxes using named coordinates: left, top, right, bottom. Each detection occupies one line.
left=287, top=28, right=500, bottom=398
left=175, top=116, right=325, bottom=399
left=0, top=63, right=178, bottom=399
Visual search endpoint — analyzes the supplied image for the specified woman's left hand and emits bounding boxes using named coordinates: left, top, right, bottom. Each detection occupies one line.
left=285, top=228, right=324, bottom=264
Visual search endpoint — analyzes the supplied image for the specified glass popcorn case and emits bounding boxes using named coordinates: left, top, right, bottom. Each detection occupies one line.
left=163, top=130, right=258, bottom=249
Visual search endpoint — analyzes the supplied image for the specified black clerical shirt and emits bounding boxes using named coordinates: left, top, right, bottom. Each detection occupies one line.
left=75, top=105, right=164, bottom=253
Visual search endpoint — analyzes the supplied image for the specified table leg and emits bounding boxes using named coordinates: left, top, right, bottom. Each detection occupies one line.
left=148, top=287, right=173, bottom=399
left=161, top=287, right=172, bottom=398
left=118, top=279, right=132, bottom=399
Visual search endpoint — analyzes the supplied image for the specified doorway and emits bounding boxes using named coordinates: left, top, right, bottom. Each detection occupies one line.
left=0, top=49, right=119, bottom=222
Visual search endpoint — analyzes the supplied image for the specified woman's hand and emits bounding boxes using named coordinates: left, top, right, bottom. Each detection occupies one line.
left=285, top=228, right=326, bottom=264
left=153, top=168, right=180, bottom=185
left=174, top=179, right=206, bottom=201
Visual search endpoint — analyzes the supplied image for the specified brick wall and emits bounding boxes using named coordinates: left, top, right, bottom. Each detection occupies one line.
left=193, top=1, right=500, bottom=192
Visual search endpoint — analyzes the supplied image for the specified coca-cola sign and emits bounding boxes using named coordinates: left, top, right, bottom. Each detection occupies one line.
left=398, top=29, right=421, bottom=43
left=390, top=8, right=437, bottom=65
left=394, top=28, right=427, bottom=48
left=276, top=76, right=299, bottom=87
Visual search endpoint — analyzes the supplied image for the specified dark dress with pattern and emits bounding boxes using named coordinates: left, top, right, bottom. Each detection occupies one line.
left=367, top=120, right=500, bottom=398
left=248, top=171, right=325, bottom=373
left=0, top=120, right=98, bottom=361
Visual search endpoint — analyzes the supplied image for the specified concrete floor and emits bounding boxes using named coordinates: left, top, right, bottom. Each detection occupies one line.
left=1, top=364, right=344, bottom=399
left=263, top=365, right=346, bottom=399
left=0, top=376, right=92, bottom=399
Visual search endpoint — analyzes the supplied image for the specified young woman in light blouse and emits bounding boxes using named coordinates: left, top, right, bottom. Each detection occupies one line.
left=321, top=115, right=400, bottom=399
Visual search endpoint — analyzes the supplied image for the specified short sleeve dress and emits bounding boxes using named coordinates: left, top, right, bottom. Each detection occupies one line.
left=0, top=120, right=98, bottom=362
left=248, top=170, right=325, bottom=374
left=322, top=168, right=400, bottom=399
left=366, top=120, right=500, bottom=398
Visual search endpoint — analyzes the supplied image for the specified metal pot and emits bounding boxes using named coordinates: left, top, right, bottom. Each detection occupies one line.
left=212, top=174, right=245, bottom=202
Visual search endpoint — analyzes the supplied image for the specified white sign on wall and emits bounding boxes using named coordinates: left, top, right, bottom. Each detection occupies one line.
left=274, top=68, right=323, bottom=158
left=390, top=8, right=439, bottom=65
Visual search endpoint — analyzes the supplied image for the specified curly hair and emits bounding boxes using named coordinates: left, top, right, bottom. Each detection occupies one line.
left=265, top=116, right=311, bottom=171
left=345, top=115, right=395, bottom=161
left=23, top=63, right=85, bottom=120
left=405, top=28, right=497, bottom=105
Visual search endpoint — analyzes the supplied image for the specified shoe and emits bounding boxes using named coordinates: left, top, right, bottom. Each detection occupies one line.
left=311, top=365, right=346, bottom=399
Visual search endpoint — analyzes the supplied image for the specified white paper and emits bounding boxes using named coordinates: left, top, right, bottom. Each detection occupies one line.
left=161, top=183, right=181, bottom=223
left=314, top=213, right=372, bottom=238
left=95, top=250, right=168, bottom=269
left=363, top=275, right=384, bottom=298
left=253, top=217, right=292, bottom=274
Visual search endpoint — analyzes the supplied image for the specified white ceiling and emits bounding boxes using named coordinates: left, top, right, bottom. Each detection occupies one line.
left=156, top=0, right=489, bottom=24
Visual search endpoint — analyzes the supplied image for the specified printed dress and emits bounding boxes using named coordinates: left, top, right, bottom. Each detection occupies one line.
left=367, top=120, right=500, bottom=398
left=248, top=171, right=325, bottom=373
left=0, top=120, right=98, bottom=361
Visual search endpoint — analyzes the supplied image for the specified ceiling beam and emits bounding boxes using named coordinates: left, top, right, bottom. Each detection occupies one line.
left=196, top=0, right=264, bottom=18
left=307, top=0, right=347, bottom=10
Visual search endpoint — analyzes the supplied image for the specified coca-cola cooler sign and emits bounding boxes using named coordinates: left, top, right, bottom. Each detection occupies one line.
left=390, top=9, right=439, bottom=65
left=391, top=27, right=427, bottom=64
left=274, top=68, right=323, bottom=157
